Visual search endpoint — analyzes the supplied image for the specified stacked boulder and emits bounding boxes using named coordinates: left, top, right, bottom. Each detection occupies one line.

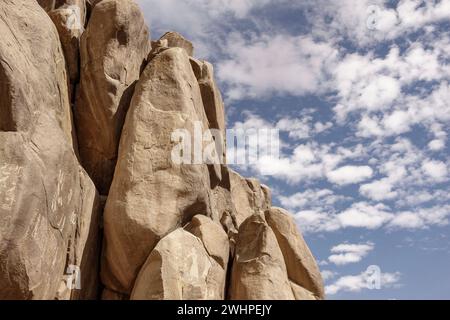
left=0, top=0, right=324, bottom=300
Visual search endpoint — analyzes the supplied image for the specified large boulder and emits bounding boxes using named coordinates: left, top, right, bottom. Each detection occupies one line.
left=0, top=0, right=100, bottom=300
left=74, top=0, right=150, bottom=195
left=47, top=1, right=87, bottom=86
left=185, top=215, right=230, bottom=269
left=229, top=215, right=294, bottom=300
left=101, top=47, right=212, bottom=294
left=265, top=207, right=325, bottom=299
left=160, top=31, right=194, bottom=57
left=131, top=229, right=226, bottom=300
left=229, top=170, right=271, bottom=227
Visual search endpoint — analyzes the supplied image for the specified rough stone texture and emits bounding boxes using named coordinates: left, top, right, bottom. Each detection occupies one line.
left=75, top=0, right=150, bottom=195
left=131, top=229, right=226, bottom=300
left=0, top=0, right=100, bottom=300
left=160, top=31, right=194, bottom=56
left=265, top=207, right=325, bottom=299
left=291, top=281, right=318, bottom=300
left=229, top=215, right=294, bottom=300
left=101, top=47, right=212, bottom=295
left=229, top=170, right=271, bottom=227
left=186, top=215, right=230, bottom=269
left=190, top=57, right=226, bottom=188
left=1, top=0, right=324, bottom=302
left=47, top=1, right=87, bottom=85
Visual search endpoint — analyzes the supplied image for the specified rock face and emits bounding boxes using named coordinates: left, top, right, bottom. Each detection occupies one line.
left=266, top=208, right=324, bottom=299
left=229, top=215, right=295, bottom=300
left=101, top=47, right=212, bottom=294
left=0, top=0, right=324, bottom=301
left=131, top=228, right=226, bottom=300
left=0, top=0, right=100, bottom=300
left=230, top=170, right=271, bottom=227
left=74, top=0, right=150, bottom=195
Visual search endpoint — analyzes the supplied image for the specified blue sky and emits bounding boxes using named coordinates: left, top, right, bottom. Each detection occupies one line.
left=137, top=0, right=450, bottom=299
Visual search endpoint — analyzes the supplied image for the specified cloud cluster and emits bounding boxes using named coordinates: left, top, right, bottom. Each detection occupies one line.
left=328, top=242, right=375, bottom=266
left=325, top=269, right=401, bottom=296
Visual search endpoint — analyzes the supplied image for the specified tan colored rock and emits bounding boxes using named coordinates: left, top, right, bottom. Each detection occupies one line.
left=229, top=170, right=271, bottom=227
left=101, top=47, right=212, bottom=294
left=75, top=0, right=150, bottom=194
left=265, top=207, right=324, bottom=299
left=190, top=58, right=227, bottom=187
left=186, top=215, right=230, bottom=269
left=0, top=0, right=100, bottom=299
left=48, top=1, right=87, bottom=85
left=290, top=281, right=317, bottom=300
left=131, top=229, right=226, bottom=300
left=229, top=214, right=294, bottom=300
left=160, top=31, right=194, bottom=56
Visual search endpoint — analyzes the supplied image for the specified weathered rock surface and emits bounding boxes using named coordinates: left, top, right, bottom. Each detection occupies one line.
left=229, top=215, right=294, bottom=300
left=75, top=0, right=150, bottom=195
left=47, top=1, right=87, bottom=86
left=0, top=0, right=100, bottom=300
left=265, top=207, right=324, bottom=299
left=186, top=215, right=230, bottom=269
left=131, top=229, right=226, bottom=300
left=0, top=0, right=324, bottom=301
left=160, top=31, right=194, bottom=57
left=101, top=47, right=212, bottom=294
left=229, top=170, right=271, bottom=227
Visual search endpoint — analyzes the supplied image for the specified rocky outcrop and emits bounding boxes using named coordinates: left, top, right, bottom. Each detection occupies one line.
left=74, top=0, right=150, bottom=195
left=0, top=0, right=323, bottom=301
left=0, top=0, right=100, bottom=299
left=229, top=215, right=294, bottom=300
left=266, top=207, right=324, bottom=299
left=229, top=170, right=271, bottom=227
left=131, top=228, right=226, bottom=300
left=101, top=47, right=212, bottom=294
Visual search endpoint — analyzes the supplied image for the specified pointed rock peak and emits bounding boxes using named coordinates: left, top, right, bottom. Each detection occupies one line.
left=160, top=31, right=194, bottom=57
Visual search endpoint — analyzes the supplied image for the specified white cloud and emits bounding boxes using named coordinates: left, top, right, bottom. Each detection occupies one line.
left=306, top=0, right=450, bottom=45
left=325, top=269, right=401, bottom=296
left=328, top=242, right=374, bottom=266
left=388, top=205, right=450, bottom=230
left=276, top=117, right=311, bottom=140
left=422, top=160, right=448, bottom=181
left=326, top=165, right=373, bottom=185
left=360, top=178, right=398, bottom=201
left=217, top=33, right=337, bottom=100
left=321, top=270, right=338, bottom=281
left=429, top=139, right=446, bottom=151
left=279, top=189, right=349, bottom=211
left=337, top=202, right=392, bottom=229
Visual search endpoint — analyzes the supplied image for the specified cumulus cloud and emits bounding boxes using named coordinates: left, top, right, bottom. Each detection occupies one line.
left=422, top=160, right=448, bottom=181
left=321, top=270, right=338, bottom=281
left=279, top=189, right=349, bottom=211
left=217, top=33, right=337, bottom=100
left=326, top=165, right=374, bottom=186
left=328, top=242, right=375, bottom=266
left=325, top=268, right=401, bottom=296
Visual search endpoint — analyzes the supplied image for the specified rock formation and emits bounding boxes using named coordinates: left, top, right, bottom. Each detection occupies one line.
left=0, top=0, right=324, bottom=300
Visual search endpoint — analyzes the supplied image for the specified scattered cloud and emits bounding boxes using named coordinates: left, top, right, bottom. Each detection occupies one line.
left=326, top=268, right=401, bottom=296
left=326, top=165, right=374, bottom=186
left=217, top=34, right=337, bottom=101
left=328, top=242, right=375, bottom=266
left=321, top=270, right=338, bottom=281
